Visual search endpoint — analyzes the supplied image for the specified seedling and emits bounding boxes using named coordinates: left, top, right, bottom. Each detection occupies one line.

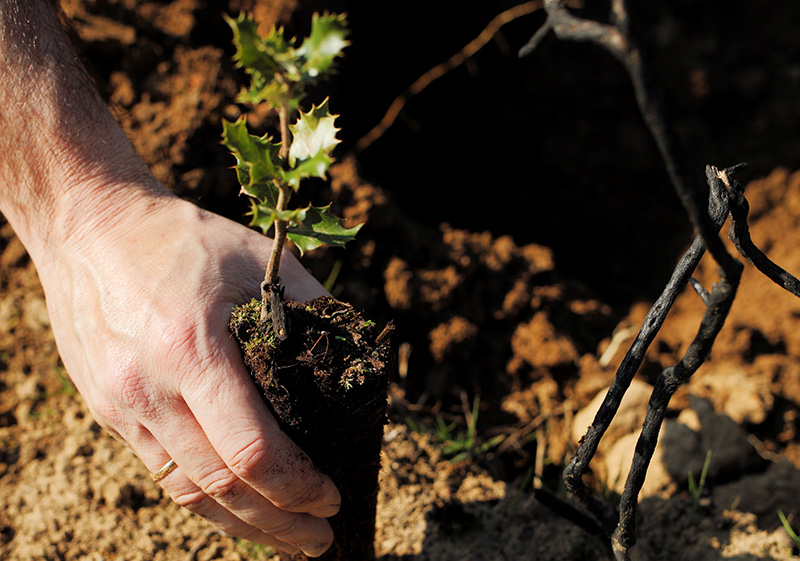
left=687, top=449, right=712, bottom=512
left=221, top=12, right=361, bottom=329
left=778, top=510, right=800, bottom=554
left=434, top=396, right=504, bottom=463
left=222, top=14, right=392, bottom=561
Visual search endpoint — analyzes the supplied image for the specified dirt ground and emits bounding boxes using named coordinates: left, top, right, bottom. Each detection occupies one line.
left=3, top=1, right=800, bottom=559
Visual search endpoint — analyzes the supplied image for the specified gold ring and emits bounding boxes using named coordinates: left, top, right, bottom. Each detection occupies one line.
left=151, top=458, right=178, bottom=482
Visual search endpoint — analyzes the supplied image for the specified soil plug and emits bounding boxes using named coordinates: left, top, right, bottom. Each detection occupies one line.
left=221, top=13, right=392, bottom=560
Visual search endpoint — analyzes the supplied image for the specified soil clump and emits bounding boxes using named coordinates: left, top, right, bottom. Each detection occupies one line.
left=230, top=296, right=393, bottom=561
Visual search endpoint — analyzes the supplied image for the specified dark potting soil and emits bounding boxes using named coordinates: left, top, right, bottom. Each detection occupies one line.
left=230, top=296, right=394, bottom=561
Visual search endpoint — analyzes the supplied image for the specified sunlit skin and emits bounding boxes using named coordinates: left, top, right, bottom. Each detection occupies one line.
left=0, top=2, right=339, bottom=555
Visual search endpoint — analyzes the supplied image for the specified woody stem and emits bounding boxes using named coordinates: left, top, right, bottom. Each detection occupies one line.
left=260, top=103, right=292, bottom=320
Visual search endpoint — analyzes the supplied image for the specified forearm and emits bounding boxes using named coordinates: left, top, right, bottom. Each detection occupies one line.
left=0, top=0, right=169, bottom=264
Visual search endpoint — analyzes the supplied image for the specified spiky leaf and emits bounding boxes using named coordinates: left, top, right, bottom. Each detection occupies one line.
left=246, top=200, right=276, bottom=234
left=288, top=99, right=340, bottom=170
left=225, top=12, right=347, bottom=109
left=225, top=13, right=288, bottom=75
left=221, top=118, right=282, bottom=206
left=224, top=13, right=298, bottom=108
left=237, top=76, right=297, bottom=111
left=247, top=202, right=304, bottom=235
left=296, top=13, right=349, bottom=81
left=287, top=205, right=362, bottom=255
left=282, top=151, right=332, bottom=190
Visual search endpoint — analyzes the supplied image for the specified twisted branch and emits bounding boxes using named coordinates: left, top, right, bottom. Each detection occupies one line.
left=562, top=165, right=735, bottom=540
left=517, top=2, right=800, bottom=559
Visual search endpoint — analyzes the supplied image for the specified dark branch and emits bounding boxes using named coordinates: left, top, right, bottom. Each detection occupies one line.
left=562, top=164, right=733, bottom=539
left=713, top=165, right=800, bottom=297
left=613, top=264, right=739, bottom=557
left=520, top=0, right=740, bottom=278
left=519, top=1, right=800, bottom=559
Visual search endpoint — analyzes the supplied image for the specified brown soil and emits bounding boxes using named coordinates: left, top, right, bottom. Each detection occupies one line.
left=3, top=1, right=800, bottom=560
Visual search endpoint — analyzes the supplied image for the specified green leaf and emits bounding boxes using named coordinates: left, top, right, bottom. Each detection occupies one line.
left=282, top=150, right=332, bottom=189
left=221, top=117, right=283, bottom=206
left=224, top=12, right=347, bottom=109
left=236, top=77, right=298, bottom=111
left=287, top=205, right=362, bottom=255
left=288, top=99, right=340, bottom=169
left=296, top=13, right=349, bottom=82
left=224, top=13, right=299, bottom=109
left=224, top=11, right=359, bottom=258
left=246, top=200, right=276, bottom=234
left=226, top=14, right=284, bottom=72
left=275, top=208, right=303, bottom=223
left=247, top=202, right=303, bottom=234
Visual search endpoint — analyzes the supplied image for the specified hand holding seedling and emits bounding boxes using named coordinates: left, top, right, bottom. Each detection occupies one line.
left=0, top=1, right=339, bottom=555
left=222, top=16, right=393, bottom=561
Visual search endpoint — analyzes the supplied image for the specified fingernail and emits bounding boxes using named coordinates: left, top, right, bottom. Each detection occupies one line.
left=310, top=502, right=340, bottom=518
left=300, top=541, right=332, bottom=557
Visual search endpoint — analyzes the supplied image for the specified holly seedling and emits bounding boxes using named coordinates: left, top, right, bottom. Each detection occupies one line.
left=221, top=12, right=361, bottom=329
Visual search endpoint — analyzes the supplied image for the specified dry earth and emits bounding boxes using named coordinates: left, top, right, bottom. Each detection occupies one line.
left=3, top=1, right=800, bottom=560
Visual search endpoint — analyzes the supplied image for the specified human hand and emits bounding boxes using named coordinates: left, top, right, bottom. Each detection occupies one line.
left=34, top=190, right=339, bottom=557
left=2, top=2, right=338, bottom=553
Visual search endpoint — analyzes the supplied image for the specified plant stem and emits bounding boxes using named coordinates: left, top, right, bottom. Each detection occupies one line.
left=261, top=103, right=293, bottom=321
left=264, top=185, right=290, bottom=284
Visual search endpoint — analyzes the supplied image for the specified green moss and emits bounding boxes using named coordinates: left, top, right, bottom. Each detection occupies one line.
left=230, top=298, right=280, bottom=387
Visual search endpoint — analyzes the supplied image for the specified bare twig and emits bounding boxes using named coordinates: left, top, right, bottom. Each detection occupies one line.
left=355, top=1, right=542, bottom=151
left=523, top=0, right=740, bottom=278
left=562, top=168, right=734, bottom=541
left=518, top=2, right=751, bottom=559
left=613, top=251, right=740, bottom=557
left=715, top=165, right=800, bottom=297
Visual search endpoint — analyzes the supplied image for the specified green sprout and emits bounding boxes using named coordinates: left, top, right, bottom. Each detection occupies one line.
left=687, top=449, right=712, bottom=511
left=435, top=396, right=504, bottom=464
left=778, top=510, right=800, bottom=554
left=235, top=537, right=276, bottom=559
left=221, top=12, right=361, bottom=326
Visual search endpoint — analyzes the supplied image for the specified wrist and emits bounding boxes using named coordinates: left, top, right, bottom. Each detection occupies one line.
left=0, top=0, right=172, bottom=267
left=8, top=139, right=174, bottom=271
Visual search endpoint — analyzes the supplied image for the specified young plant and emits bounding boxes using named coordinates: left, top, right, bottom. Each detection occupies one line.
left=221, top=13, right=392, bottom=561
left=687, top=449, right=713, bottom=512
left=430, top=396, right=504, bottom=464
left=221, top=12, right=360, bottom=331
left=778, top=510, right=800, bottom=555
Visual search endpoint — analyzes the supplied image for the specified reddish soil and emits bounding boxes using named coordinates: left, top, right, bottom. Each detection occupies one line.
left=3, top=1, right=800, bottom=559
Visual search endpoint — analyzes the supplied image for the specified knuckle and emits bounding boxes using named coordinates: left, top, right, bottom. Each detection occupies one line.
left=171, top=487, right=215, bottom=513
left=105, top=361, right=157, bottom=419
left=228, top=436, right=272, bottom=482
left=201, top=469, right=244, bottom=501
left=272, top=484, right=320, bottom=512
left=234, top=525, right=277, bottom=546
left=154, top=319, right=201, bottom=373
left=228, top=438, right=331, bottom=513
left=151, top=317, right=226, bottom=393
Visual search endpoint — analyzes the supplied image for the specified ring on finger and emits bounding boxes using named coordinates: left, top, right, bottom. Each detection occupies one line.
left=151, top=458, right=178, bottom=482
